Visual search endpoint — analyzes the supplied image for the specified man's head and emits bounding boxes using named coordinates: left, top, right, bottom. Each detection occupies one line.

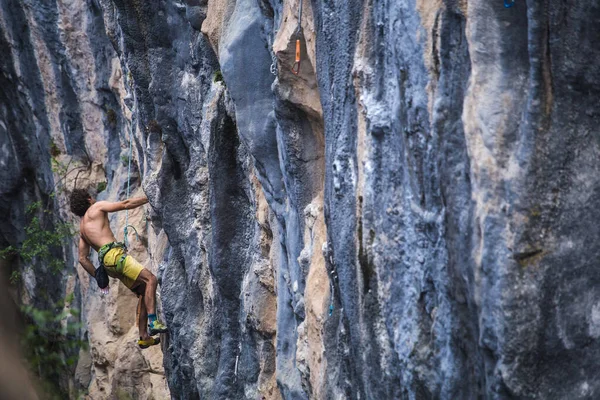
left=69, top=189, right=94, bottom=217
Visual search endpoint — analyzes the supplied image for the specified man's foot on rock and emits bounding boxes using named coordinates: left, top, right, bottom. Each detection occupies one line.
left=138, top=336, right=160, bottom=349
left=148, top=320, right=168, bottom=335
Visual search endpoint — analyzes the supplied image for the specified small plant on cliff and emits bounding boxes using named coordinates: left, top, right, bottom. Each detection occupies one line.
left=51, top=157, right=68, bottom=177
left=213, top=70, right=224, bottom=83
left=9, top=270, right=21, bottom=284
left=96, top=181, right=107, bottom=193
left=49, top=139, right=61, bottom=157
left=121, top=154, right=130, bottom=166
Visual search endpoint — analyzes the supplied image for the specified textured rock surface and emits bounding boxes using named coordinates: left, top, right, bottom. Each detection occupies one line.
left=2, top=0, right=600, bottom=399
left=0, top=0, right=169, bottom=397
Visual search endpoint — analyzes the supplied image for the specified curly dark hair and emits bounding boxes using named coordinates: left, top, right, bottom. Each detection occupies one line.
left=69, top=188, right=91, bottom=217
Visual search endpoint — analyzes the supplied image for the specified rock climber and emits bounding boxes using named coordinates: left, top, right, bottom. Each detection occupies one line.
left=69, top=188, right=168, bottom=349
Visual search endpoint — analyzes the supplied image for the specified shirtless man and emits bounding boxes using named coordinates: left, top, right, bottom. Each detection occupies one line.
left=69, top=188, right=167, bottom=348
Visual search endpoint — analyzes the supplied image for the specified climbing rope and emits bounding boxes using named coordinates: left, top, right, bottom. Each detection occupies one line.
left=291, top=0, right=303, bottom=75
left=504, top=0, right=515, bottom=8
left=328, top=280, right=335, bottom=316
left=234, top=341, right=241, bottom=377
left=123, top=122, right=138, bottom=247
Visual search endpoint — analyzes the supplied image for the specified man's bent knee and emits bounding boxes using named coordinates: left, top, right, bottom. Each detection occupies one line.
left=131, top=283, right=146, bottom=297
left=136, top=269, right=157, bottom=286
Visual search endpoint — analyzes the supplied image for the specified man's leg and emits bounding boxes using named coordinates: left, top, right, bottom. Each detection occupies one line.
left=136, top=291, right=161, bottom=348
left=135, top=269, right=157, bottom=315
left=131, top=278, right=163, bottom=348
left=138, top=292, right=149, bottom=339
left=132, top=268, right=167, bottom=334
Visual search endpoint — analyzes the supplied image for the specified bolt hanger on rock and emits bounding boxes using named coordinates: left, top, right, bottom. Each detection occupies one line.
left=504, top=0, right=515, bottom=8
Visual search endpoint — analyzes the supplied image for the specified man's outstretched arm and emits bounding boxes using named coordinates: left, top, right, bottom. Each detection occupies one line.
left=78, top=237, right=95, bottom=277
left=96, top=196, right=148, bottom=213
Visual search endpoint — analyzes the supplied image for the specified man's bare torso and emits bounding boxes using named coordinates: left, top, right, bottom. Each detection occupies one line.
left=80, top=204, right=117, bottom=251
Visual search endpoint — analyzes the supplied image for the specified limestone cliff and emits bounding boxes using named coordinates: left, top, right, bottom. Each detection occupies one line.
left=1, top=0, right=600, bottom=399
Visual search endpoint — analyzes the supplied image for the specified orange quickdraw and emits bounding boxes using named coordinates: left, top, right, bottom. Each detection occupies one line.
left=291, top=39, right=301, bottom=75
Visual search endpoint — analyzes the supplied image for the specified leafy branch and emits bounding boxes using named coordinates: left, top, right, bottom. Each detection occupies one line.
left=0, top=200, right=81, bottom=397
left=0, top=202, right=74, bottom=282
left=21, top=293, right=85, bottom=398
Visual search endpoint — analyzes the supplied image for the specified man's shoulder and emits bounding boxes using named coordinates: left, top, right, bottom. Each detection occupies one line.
left=91, top=200, right=127, bottom=214
left=86, top=202, right=108, bottom=217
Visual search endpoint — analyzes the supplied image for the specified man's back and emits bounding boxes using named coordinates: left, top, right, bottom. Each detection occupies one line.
left=71, top=193, right=149, bottom=279
left=80, top=203, right=117, bottom=251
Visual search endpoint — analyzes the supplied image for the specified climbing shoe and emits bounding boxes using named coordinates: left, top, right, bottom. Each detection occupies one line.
left=138, top=336, right=160, bottom=349
left=148, top=320, right=168, bottom=335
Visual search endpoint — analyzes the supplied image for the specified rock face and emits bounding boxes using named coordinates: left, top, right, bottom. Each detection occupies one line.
left=2, top=0, right=600, bottom=399
left=0, top=0, right=169, bottom=397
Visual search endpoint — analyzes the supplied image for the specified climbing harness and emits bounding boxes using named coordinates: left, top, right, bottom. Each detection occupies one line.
left=504, top=0, right=515, bottom=8
left=95, top=241, right=128, bottom=290
left=291, top=0, right=303, bottom=75
left=98, top=242, right=128, bottom=272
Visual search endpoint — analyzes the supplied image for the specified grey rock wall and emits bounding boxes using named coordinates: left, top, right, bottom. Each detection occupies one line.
left=0, top=0, right=170, bottom=397
left=2, top=0, right=600, bottom=399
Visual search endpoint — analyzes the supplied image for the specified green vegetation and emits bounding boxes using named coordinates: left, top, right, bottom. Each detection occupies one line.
left=49, top=139, right=61, bottom=157
left=0, top=200, right=81, bottom=398
left=106, top=108, right=118, bottom=128
left=9, top=270, right=21, bottom=285
left=0, top=201, right=73, bottom=274
left=97, top=181, right=107, bottom=193
left=51, top=157, right=68, bottom=177
left=21, top=293, right=85, bottom=398
left=213, top=70, right=224, bottom=83
left=116, top=388, right=134, bottom=400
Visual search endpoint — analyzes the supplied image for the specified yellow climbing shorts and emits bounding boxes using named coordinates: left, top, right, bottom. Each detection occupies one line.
left=102, top=248, right=144, bottom=289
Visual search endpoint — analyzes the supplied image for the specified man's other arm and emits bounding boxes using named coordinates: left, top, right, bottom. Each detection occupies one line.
left=78, top=237, right=96, bottom=277
left=96, top=196, right=148, bottom=213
